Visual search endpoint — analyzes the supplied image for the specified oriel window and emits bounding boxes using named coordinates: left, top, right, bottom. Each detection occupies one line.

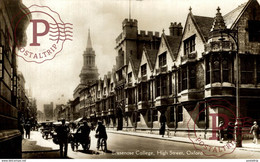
left=206, top=56, right=210, bottom=84
left=177, top=106, right=183, bottom=122
left=142, top=83, right=147, bottom=101
left=156, top=78, right=161, bottom=97
left=182, top=66, right=187, bottom=90
left=212, top=55, right=221, bottom=83
left=222, top=58, right=229, bottom=82
left=169, top=107, right=175, bottom=122
left=189, top=64, right=196, bottom=89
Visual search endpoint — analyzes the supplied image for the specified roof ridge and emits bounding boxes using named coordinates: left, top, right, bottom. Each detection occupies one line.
left=223, top=1, right=248, bottom=18
left=193, top=15, right=214, bottom=19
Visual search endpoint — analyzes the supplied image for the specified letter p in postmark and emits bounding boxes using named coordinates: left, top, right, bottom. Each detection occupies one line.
left=12, top=5, right=73, bottom=63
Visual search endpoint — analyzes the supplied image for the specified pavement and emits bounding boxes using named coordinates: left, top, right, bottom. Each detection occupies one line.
left=22, top=131, right=60, bottom=159
left=106, top=129, right=260, bottom=152
left=22, top=130, right=260, bottom=159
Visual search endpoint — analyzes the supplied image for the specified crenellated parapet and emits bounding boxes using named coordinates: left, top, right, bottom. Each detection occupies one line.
left=138, top=30, right=160, bottom=38
left=122, top=18, right=138, bottom=28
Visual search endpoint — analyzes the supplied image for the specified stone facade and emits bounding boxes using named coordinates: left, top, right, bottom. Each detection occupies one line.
left=77, top=0, right=260, bottom=140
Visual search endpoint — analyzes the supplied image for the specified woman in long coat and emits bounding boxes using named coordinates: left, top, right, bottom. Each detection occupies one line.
left=159, top=112, right=167, bottom=137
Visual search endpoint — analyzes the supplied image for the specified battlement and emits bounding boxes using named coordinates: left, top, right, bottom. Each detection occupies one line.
left=138, top=30, right=160, bottom=37
left=122, top=18, right=138, bottom=27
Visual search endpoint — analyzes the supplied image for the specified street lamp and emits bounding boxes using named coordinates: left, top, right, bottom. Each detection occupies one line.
left=219, top=27, right=241, bottom=147
left=150, top=74, right=155, bottom=133
left=134, top=82, right=138, bottom=131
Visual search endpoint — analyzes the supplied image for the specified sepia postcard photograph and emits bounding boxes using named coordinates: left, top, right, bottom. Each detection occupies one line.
left=0, top=0, right=260, bottom=160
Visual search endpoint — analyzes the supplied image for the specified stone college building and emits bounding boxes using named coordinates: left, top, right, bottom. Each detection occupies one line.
left=74, top=0, right=260, bottom=139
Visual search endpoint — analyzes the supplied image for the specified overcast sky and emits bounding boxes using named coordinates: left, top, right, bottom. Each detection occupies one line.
left=19, top=0, right=253, bottom=112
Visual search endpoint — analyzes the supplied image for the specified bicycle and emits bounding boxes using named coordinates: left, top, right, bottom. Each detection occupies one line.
left=95, top=134, right=107, bottom=152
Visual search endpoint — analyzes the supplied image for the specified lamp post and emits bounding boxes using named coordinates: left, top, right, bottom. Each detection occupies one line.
left=150, top=74, right=154, bottom=133
left=219, top=27, right=241, bottom=147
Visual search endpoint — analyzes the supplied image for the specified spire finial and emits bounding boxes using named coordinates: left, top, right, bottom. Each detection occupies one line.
left=210, top=6, right=226, bottom=31
left=87, top=28, right=92, bottom=49
left=162, top=28, right=165, bottom=34
left=217, top=6, right=221, bottom=13
left=189, top=6, right=192, bottom=12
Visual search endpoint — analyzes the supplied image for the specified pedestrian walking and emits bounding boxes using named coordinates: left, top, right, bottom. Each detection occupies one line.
left=218, top=121, right=224, bottom=143
left=56, top=118, right=70, bottom=158
left=24, top=121, right=31, bottom=139
left=159, top=111, right=166, bottom=137
left=250, top=121, right=259, bottom=144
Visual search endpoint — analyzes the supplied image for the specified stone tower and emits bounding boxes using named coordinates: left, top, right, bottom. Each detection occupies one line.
left=80, top=29, right=99, bottom=85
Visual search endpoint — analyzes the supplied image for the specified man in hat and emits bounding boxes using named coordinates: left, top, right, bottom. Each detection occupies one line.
left=250, top=121, right=259, bottom=144
left=96, top=120, right=107, bottom=151
left=56, top=118, right=70, bottom=158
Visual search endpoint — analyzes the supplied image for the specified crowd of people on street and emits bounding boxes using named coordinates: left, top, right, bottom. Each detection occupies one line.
left=55, top=119, right=107, bottom=158
left=19, top=115, right=260, bottom=158
left=19, top=120, right=34, bottom=139
left=218, top=120, right=259, bottom=144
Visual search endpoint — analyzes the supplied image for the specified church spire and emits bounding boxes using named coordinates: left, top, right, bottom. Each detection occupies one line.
left=87, top=29, right=92, bottom=49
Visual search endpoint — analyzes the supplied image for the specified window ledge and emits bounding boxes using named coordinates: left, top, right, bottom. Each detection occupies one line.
left=155, top=95, right=168, bottom=101
left=241, top=84, right=259, bottom=88
left=178, top=89, right=197, bottom=95
left=205, top=82, right=235, bottom=89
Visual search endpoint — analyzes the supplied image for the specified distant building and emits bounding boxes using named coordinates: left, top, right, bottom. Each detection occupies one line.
left=29, top=98, right=37, bottom=122
left=73, top=29, right=100, bottom=119
left=44, top=102, right=54, bottom=121
left=17, top=71, right=30, bottom=122
left=70, top=98, right=80, bottom=121
left=80, top=29, right=99, bottom=86
left=37, top=110, right=45, bottom=122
